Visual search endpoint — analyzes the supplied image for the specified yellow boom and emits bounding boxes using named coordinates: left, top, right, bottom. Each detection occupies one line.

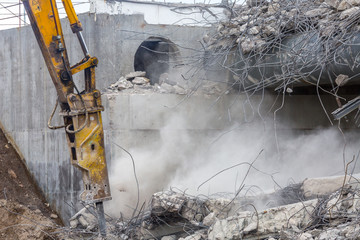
left=22, top=0, right=111, bottom=236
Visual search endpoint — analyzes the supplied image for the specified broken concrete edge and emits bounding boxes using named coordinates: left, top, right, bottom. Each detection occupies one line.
left=64, top=174, right=360, bottom=239
left=152, top=186, right=360, bottom=239
left=105, top=71, right=232, bottom=96
left=301, top=173, right=360, bottom=198
left=69, top=204, right=99, bottom=231
left=134, top=174, right=360, bottom=239
left=0, top=119, right=64, bottom=226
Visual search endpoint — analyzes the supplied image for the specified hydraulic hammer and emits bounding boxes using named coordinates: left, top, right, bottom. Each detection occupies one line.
left=22, top=0, right=111, bottom=236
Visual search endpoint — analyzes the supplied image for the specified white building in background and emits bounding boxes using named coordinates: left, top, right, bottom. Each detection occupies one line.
left=0, top=0, right=228, bottom=30
left=89, top=0, right=228, bottom=26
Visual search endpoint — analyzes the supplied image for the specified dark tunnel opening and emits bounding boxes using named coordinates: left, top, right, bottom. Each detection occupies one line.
left=134, top=37, right=180, bottom=85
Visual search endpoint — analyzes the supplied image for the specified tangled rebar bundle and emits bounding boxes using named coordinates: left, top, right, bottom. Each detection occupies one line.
left=204, top=0, right=360, bottom=94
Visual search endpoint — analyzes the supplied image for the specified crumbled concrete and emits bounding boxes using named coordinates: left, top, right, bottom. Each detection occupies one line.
left=125, top=71, right=146, bottom=80
left=335, top=74, right=349, bottom=86
left=161, top=235, right=177, bottom=240
left=108, top=77, right=133, bottom=91
left=159, top=83, right=176, bottom=93
left=206, top=0, right=360, bottom=54
left=150, top=191, right=209, bottom=223
left=301, top=174, right=360, bottom=198
left=208, top=199, right=318, bottom=239
left=69, top=205, right=98, bottom=231
left=132, top=76, right=150, bottom=85
left=126, top=175, right=360, bottom=240
left=106, top=72, right=228, bottom=95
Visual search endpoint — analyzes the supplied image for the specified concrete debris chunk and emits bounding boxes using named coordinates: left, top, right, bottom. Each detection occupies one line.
left=207, top=0, right=360, bottom=56
left=107, top=72, right=223, bottom=95
left=132, top=76, right=150, bottom=85
left=305, top=7, right=329, bottom=17
left=301, top=174, right=360, bottom=198
left=161, top=235, right=177, bottom=240
left=335, top=74, right=349, bottom=86
left=150, top=191, right=208, bottom=223
left=125, top=71, right=146, bottom=80
left=205, top=198, right=234, bottom=219
left=325, top=0, right=341, bottom=9
left=248, top=26, right=260, bottom=35
left=8, top=169, right=17, bottom=179
left=241, top=39, right=256, bottom=54
left=159, top=83, right=175, bottom=93
left=246, top=0, right=266, bottom=7
left=136, top=175, right=360, bottom=240
left=340, top=6, right=360, bottom=19
left=173, top=85, right=187, bottom=95
left=109, top=77, right=133, bottom=91
left=349, top=0, right=360, bottom=5
left=69, top=205, right=98, bottom=231
left=151, top=191, right=187, bottom=215
left=208, top=199, right=318, bottom=240
left=298, top=232, right=314, bottom=240
left=337, top=0, right=352, bottom=10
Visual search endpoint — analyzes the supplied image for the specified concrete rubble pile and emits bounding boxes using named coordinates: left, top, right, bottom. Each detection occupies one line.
left=106, top=71, right=188, bottom=95
left=96, top=174, right=359, bottom=240
left=106, top=71, right=229, bottom=95
left=0, top=199, right=58, bottom=240
left=67, top=175, right=360, bottom=239
left=205, top=0, right=360, bottom=54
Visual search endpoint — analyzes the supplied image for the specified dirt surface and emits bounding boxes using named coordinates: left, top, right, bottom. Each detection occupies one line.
left=0, top=128, right=63, bottom=239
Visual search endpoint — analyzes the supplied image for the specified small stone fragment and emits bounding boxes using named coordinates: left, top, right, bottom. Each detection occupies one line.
left=248, top=26, right=260, bottom=35
left=125, top=71, right=146, bottom=80
left=70, top=219, right=78, bottom=228
left=8, top=169, right=17, bottom=179
left=298, top=232, right=314, bottom=240
left=159, top=83, right=175, bottom=93
left=69, top=205, right=98, bottom=231
left=161, top=235, right=177, bottom=240
left=173, top=85, right=187, bottom=95
left=337, top=0, right=352, bottom=10
left=263, top=25, right=277, bottom=36
left=335, top=74, right=349, bottom=86
left=241, top=39, right=256, bottom=54
left=348, top=0, right=360, bottom=5
left=132, top=76, right=150, bottom=85
left=110, top=77, right=133, bottom=90
left=229, top=28, right=239, bottom=35
left=246, top=0, right=266, bottom=7
left=305, top=7, right=329, bottom=17
left=243, top=222, right=258, bottom=234
left=50, top=213, right=58, bottom=219
left=325, top=0, right=340, bottom=9
left=339, top=6, right=359, bottom=19
left=267, top=3, right=280, bottom=14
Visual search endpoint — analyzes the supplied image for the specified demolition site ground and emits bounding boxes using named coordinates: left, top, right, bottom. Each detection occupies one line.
left=0, top=128, right=63, bottom=239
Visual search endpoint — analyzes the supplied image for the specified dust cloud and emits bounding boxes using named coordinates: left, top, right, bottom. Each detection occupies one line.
left=105, top=95, right=360, bottom=218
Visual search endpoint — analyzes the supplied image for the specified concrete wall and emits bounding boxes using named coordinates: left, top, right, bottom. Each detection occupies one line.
left=0, top=13, right=210, bottom=222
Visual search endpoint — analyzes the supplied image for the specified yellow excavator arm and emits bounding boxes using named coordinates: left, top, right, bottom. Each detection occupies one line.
left=22, top=0, right=111, bottom=236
